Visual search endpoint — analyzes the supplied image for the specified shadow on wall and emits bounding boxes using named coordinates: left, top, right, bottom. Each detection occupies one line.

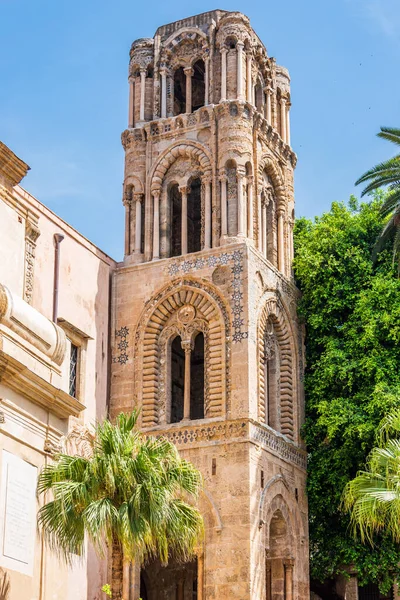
left=0, top=569, right=10, bottom=600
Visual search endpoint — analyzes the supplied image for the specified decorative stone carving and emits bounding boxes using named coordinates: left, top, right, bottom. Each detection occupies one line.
left=177, top=304, right=196, bottom=325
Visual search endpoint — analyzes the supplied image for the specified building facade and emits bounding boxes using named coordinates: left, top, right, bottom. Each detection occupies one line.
left=111, top=10, right=309, bottom=600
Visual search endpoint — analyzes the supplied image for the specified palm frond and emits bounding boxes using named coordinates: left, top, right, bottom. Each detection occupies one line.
left=377, top=127, right=400, bottom=147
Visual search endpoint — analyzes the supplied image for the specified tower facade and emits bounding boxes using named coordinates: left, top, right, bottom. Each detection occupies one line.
left=111, top=10, right=309, bottom=600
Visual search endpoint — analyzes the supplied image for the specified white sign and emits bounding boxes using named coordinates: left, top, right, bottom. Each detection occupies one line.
left=0, top=451, right=37, bottom=576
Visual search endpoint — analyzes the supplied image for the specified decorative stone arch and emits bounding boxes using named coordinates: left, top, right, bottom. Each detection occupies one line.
left=257, top=293, right=297, bottom=440
left=134, top=277, right=231, bottom=427
left=150, top=141, right=212, bottom=193
left=163, top=27, right=209, bottom=54
left=200, top=489, right=223, bottom=534
left=258, top=154, right=286, bottom=210
left=124, top=174, right=144, bottom=195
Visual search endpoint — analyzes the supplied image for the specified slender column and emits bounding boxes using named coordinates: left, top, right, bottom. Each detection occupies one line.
left=220, top=173, right=228, bottom=238
left=180, top=185, right=189, bottom=255
left=184, top=67, right=193, bottom=113
left=237, top=168, right=245, bottom=237
left=246, top=52, right=252, bottom=102
left=265, top=87, right=272, bottom=123
left=277, top=209, right=285, bottom=273
left=139, top=68, right=146, bottom=121
left=160, top=68, right=167, bottom=118
left=289, top=218, right=294, bottom=269
left=257, top=191, right=262, bottom=251
left=122, top=560, right=130, bottom=600
left=262, top=200, right=267, bottom=257
left=128, top=78, right=134, bottom=127
left=204, top=56, right=210, bottom=105
left=284, top=560, right=294, bottom=600
left=286, top=103, right=291, bottom=146
left=123, top=192, right=132, bottom=256
left=247, top=176, right=254, bottom=240
left=280, top=97, right=287, bottom=142
left=236, top=41, right=244, bottom=100
left=220, top=47, right=227, bottom=101
left=134, top=193, right=143, bottom=253
left=182, top=341, right=192, bottom=420
left=197, top=552, right=204, bottom=600
left=152, top=190, right=160, bottom=260
left=204, top=177, right=212, bottom=249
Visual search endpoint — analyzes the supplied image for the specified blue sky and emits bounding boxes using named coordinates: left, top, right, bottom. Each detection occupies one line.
left=1, top=0, right=399, bottom=259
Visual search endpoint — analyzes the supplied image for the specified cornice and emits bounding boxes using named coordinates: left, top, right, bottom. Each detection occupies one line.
left=0, top=351, right=85, bottom=419
left=0, top=141, right=30, bottom=187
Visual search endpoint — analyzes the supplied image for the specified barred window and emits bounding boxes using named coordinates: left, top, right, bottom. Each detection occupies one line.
left=69, top=343, right=79, bottom=398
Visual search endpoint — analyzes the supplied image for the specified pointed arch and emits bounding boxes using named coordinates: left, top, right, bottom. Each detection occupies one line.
left=134, top=277, right=231, bottom=427
left=258, top=155, right=286, bottom=210
left=150, top=141, right=212, bottom=193
left=258, top=294, right=297, bottom=441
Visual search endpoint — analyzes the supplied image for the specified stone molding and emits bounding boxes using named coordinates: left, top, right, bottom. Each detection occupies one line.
left=0, top=283, right=66, bottom=365
left=0, top=141, right=30, bottom=187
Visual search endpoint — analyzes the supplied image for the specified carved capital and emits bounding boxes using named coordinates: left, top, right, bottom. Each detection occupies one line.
left=133, top=193, right=144, bottom=204
left=181, top=340, right=193, bottom=352
left=184, top=67, right=194, bottom=77
left=179, top=185, right=190, bottom=196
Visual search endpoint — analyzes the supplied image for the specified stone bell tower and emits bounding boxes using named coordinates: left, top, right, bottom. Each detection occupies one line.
left=111, top=9, right=309, bottom=600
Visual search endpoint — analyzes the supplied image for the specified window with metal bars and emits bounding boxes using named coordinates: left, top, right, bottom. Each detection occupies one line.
left=69, top=343, right=79, bottom=398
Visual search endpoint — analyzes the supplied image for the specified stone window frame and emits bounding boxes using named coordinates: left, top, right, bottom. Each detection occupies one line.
left=134, top=278, right=230, bottom=429
left=57, top=318, right=90, bottom=408
left=257, top=295, right=298, bottom=442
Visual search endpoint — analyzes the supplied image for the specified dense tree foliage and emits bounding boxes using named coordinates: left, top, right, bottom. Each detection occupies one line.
left=293, top=194, right=400, bottom=593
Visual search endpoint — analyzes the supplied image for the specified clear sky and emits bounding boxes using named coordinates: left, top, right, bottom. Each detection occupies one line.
left=1, top=0, right=399, bottom=259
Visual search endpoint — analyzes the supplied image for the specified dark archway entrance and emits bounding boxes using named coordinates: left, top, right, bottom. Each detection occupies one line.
left=140, top=557, right=198, bottom=600
left=170, top=184, right=182, bottom=257
left=174, top=67, right=186, bottom=115
left=192, top=60, right=205, bottom=112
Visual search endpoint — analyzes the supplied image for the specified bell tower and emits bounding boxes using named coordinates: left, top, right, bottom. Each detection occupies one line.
left=111, top=10, right=309, bottom=600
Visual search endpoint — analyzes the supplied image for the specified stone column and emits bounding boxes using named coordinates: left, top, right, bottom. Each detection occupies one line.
left=123, top=560, right=130, bottom=600
left=288, top=218, right=294, bottom=269
left=182, top=340, right=192, bottom=420
left=246, top=51, right=252, bottom=102
left=257, top=191, right=262, bottom=251
left=236, top=41, right=244, bottom=100
left=262, top=200, right=267, bottom=257
left=180, top=185, right=189, bottom=255
left=220, top=47, right=227, bottom=101
left=265, top=87, right=272, bottom=123
left=134, top=193, right=143, bottom=253
left=152, top=190, right=160, bottom=260
left=139, top=68, right=146, bottom=121
left=277, top=209, right=285, bottom=273
left=284, top=560, right=294, bottom=600
left=204, top=56, right=210, bottom=105
left=184, top=67, right=193, bottom=113
left=160, top=68, right=167, bottom=118
left=204, top=177, right=212, bottom=249
left=220, top=173, right=228, bottom=238
left=197, top=552, right=204, bottom=600
left=286, top=103, right=291, bottom=146
left=123, top=193, right=132, bottom=256
left=280, top=97, right=287, bottom=142
left=247, top=176, right=254, bottom=240
left=237, top=168, right=246, bottom=237
left=128, top=78, right=134, bottom=127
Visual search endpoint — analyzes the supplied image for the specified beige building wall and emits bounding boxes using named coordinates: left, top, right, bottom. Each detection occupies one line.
left=0, top=142, right=116, bottom=600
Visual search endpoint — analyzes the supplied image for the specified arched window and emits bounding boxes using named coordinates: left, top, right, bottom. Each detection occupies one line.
left=187, top=178, right=202, bottom=253
left=170, top=184, right=182, bottom=257
left=266, top=511, right=292, bottom=600
left=170, top=336, right=184, bottom=424
left=226, top=160, right=238, bottom=236
left=192, top=59, right=205, bottom=112
left=264, top=318, right=280, bottom=432
left=255, top=79, right=264, bottom=113
left=174, top=67, right=186, bottom=115
left=190, top=332, right=205, bottom=420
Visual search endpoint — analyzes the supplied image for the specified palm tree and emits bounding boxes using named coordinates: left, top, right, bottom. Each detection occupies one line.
left=355, top=127, right=400, bottom=268
left=37, top=412, right=203, bottom=600
left=342, top=408, right=400, bottom=544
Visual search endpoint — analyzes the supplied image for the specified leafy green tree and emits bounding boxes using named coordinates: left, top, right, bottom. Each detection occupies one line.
left=343, top=408, right=400, bottom=544
left=356, top=127, right=400, bottom=268
left=37, top=412, right=203, bottom=600
left=293, top=194, right=400, bottom=594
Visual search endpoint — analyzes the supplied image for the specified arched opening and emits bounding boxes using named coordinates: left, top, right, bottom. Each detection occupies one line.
left=255, top=79, right=264, bottom=113
left=225, top=37, right=237, bottom=99
left=174, top=67, right=186, bottom=115
left=187, top=178, right=202, bottom=253
left=192, top=59, right=205, bottom=112
left=170, top=336, right=184, bottom=424
left=140, top=557, right=198, bottom=600
left=358, top=583, right=394, bottom=600
left=264, top=318, right=280, bottom=432
left=190, top=332, right=205, bottom=420
left=170, top=184, right=182, bottom=257
left=266, top=510, right=292, bottom=600
left=226, top=159, right=238, bottom=236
